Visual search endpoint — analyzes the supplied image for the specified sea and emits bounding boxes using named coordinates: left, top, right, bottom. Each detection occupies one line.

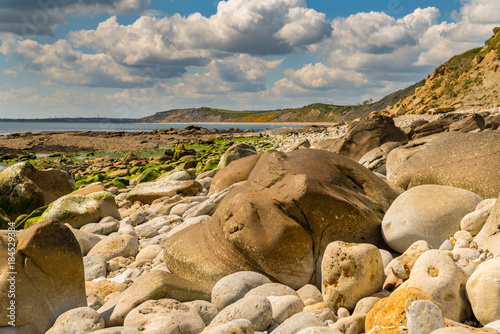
left=0, top=121, right=302, bottom=135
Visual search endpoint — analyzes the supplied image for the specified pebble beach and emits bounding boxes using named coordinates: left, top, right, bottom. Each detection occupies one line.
left=1, top=109, right=500, bottom=334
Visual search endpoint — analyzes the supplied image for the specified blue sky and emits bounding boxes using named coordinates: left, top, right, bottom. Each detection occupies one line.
left=0, top=0, right=499, bottom=118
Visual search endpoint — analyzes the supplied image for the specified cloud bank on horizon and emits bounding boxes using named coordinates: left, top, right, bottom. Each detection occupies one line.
left=0, top=0, right=499, bottom=118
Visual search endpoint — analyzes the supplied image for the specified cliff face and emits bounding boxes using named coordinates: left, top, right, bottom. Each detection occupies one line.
left=382, top=27, right=500, bottom=116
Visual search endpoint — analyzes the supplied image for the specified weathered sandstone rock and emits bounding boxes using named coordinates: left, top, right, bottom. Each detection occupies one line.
left=123, top=299, right=206, bottom=334
left=46, top=307, right=105, bottom=334
left=387, top=132, right=500, bottom=198
left=164, top=149, right=399, bottom=292
left=322, top=241, right=385, bottom=311
left=365, top=287, right=436, bottom=334
left=402, top=250, right=471, bottom=322
left=328, top=115, right=408, bottom=161
left=218, top=143, right=257, bottom=168
left=0, top=219, right=86, bottom=334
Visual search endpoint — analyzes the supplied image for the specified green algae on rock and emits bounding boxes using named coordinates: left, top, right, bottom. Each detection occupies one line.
left=33, top=191, right=120, bottom=229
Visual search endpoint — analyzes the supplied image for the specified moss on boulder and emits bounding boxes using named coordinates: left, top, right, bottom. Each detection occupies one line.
left=0, top=162, right=75, bottom=221
left=36, top=191, right=120, bottom=229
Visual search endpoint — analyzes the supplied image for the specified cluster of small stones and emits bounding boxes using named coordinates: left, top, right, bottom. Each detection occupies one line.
left=44, top=146, right=498, bottom=334
left=268, top=123, right=350, bottom=151
left=50, top=180, right=500, bottom=334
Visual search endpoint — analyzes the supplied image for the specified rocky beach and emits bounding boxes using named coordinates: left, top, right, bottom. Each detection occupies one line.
left=0, top=108, right=499, bottom=334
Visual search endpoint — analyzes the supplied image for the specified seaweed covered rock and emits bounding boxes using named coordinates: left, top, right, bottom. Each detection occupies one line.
left=164, top=149, right=399, bottom=293
left=0, top=162, right=75, bottom=221
left=37, top=191, right=120, bottom=229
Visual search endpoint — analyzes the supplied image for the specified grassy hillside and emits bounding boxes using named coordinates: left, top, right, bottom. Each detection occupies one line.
left=140, top=80, right=424, bottom=123
left=382, top=27, right=500, bottom=116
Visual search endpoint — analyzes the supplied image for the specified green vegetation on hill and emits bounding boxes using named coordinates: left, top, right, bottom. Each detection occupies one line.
left=140, top=80, right=424, bottom=123
left=383, top=26, right=500, bottom=116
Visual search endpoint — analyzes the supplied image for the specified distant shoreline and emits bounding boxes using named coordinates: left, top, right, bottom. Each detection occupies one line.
left=0, top=120, right=337, bottom=126
left=132, top=121, right=338, bottom=126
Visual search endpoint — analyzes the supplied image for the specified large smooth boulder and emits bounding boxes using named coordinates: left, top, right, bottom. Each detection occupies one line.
left=37, top=191, right=120, bottom=229
left=387, top=132, right=500, bottom=199
left=382, top=185, right=482, bottom=253
left=474, top=193, right=500, bottom=256
left=126, top=180, right=203, bottom=204
left=218, top=143, right=257, bottom=168
left=0, top=162, right=75, bottom=220
left=466, top=257, right=500, bottom=325
left=0, top=219, right=86, bottom=334
left=209, top=153, right=262, bottom=194
left=402, top=250, right=471, bottom=322
left=164, top=149, right=399, bottom=293
left=327, top=115, right=408, bottom=162
left=322, top=241, right=384, bottom=311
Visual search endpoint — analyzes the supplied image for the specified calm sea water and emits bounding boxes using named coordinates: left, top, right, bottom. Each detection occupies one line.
left=0, top=121, right=301, bottom=135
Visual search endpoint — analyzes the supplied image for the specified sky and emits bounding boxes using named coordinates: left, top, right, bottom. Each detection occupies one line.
left=0, top=0, right=499, bottom=119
